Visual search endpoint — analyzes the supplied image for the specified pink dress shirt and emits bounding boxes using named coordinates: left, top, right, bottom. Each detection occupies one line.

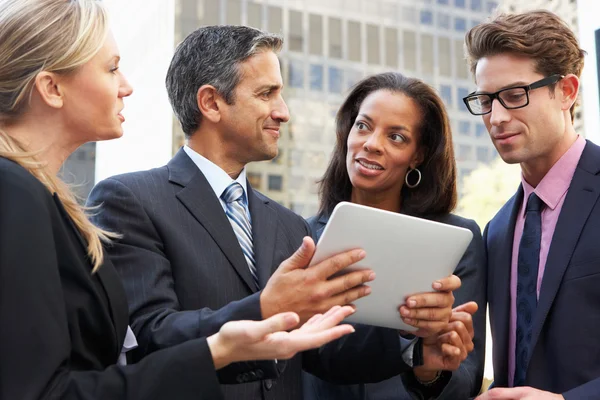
left=508, top=135, right=586, bottom=386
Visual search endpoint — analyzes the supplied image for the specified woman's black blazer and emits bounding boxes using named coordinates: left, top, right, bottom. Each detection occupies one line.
left=0, top=157, right=222, bottom=400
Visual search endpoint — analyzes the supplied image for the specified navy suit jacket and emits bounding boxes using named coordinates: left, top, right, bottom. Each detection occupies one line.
left=485, top=140, right=600, bottom=398
left=303, top=212, right=487, bottom=400
left=88, top=149, right=413, bottom=400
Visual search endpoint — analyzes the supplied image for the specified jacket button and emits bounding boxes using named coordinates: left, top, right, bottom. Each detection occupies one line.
left=263, top=379, right=273, bottom=390
left=256, top=369, right=264, bottom=379
left=249, top=371, right=257, bottom=380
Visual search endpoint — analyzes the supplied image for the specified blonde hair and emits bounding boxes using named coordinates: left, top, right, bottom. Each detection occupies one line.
left=0, top=0, right=114, bottom=272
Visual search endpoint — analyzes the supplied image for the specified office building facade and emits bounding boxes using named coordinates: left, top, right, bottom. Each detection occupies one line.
left=173, top=0, right=502, bottom=217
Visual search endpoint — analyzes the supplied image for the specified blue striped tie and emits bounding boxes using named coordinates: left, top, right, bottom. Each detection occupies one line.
left=221, top=182, right=259, bottom=289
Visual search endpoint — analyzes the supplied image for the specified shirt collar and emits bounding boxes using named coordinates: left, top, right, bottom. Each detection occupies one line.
left=520, top=135, right=585, bottom=215
left=183, top=145, right=248, bottom=201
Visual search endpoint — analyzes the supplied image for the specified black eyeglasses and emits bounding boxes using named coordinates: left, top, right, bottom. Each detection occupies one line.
left=462, top=74, right=564, bottom=116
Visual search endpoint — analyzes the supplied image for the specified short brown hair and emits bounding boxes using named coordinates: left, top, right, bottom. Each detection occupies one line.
left=465, top=10, right=586, bottom=121
left=317, top=72, right=457, bottom=218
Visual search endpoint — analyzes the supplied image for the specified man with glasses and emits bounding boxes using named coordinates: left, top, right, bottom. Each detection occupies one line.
left=463, top=11, right=600, bottom=400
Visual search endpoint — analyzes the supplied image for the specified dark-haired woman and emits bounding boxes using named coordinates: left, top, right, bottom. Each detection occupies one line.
left=304, top=72, right=486, bottom=400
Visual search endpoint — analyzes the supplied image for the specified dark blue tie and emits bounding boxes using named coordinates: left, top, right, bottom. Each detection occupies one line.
left=514, top=192, right=544, bottom=387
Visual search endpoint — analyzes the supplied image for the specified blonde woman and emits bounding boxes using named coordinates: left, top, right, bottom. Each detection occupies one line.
left=0, top=1, right=355, bottom=399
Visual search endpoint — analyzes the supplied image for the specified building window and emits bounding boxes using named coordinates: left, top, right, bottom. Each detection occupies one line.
left=440, top=84, right=453, bottom=107
left=459, top=120, right=471, bottom=136
left=476, top=123, right=487, bottom=137
left=347, top=20, right=362, bottom=62
left=420, top=10, right=433, bottom=25
left=346, top=69, right=363, bottom=91
left=487, top=1, right=499, bottom=13
left=471, top=19, right=480, bottom=29
left=267, top=6, right=282, bottom=34
left=329, top=67, right=343, bottom=94
left=477, top=146, right=489, bottom=162
left=199, top=0, right=220, bottom=26
left=455, top=39, right=469, bottom=79
left=403, top=30, right=417, bottom=71
left=458, top=144, right=472, bottom=161
left=268, top=175, right=283, bottom=191
left=247, top=172, right=262, bottom=189
left=226, top=0, right=241, bottom=25
left=437, top=0, right=449, bottom=4
left=438, top=13, right=450, bottom=29
left=309, top=14, right=323, bottom=56
left=384, top=27, right=398, bottom=68
left=471, top=0, right=482, bottom=11
left=310, top=64, right=323, bottom=91
left=402, top=6, right=416, bottom=23
left=247, top=1, right=262, bottom=28
left=289, top=60, right=304, bottom=89
left=367, top=24, right=380, bottom=65
left=329, top=17, right=342, bottom=59
left=455, top=0, right=466, bottom=8
left=454, top=17, right=466, bottom=32
left=421, top=34, right=434, bottom=75
left=288, top=10, right=303, bottom=52
left=439, top=37, right=451, bottom=77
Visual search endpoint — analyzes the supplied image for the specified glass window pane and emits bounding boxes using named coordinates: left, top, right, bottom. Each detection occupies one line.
left=459, top=120, right=471, bottom=135
left=420, top=10, right=433, bottom=25
left=199, top=0, right=220, bottom=25
left=329, top=67, right=343, bottom=94
left=454, top=17, right=466, bottom=32
left=289, top=60, right=304, bottom=89
left=437, top=0, right=449, bottom=4
left=384, top=27, right=398, bottom=68
left=310, top=64, right=323, bottom=91
left=439, top=37, right=451, bottom=77
left=403, top=30, right=416, bottom=71
left=455, top=39, right=469, bottom=79
left=329, top=17, right=342, bottom=59
left=402, top=6, right=416, bottom=23
left=487, top=1, right=499, bottom=13
left=440, top=84, right=453, bottom=107
left=438, top=13, right=450, bottom=29
left=247, top=2, right=262, bottom=29
left=289, top=10, right=303, bottom=52
left=309, top=14, right=323, bottom=56
left=226, top=0, right=241, bottom=25
left=346, top=69, right=363, bottom=91
left=476, top=123, right=487, bottom=137
left=455, top=0, right=465, bottom=8
left=471, top=0, right=482, bottom=11
left=421, top=34, right=434, bottom=75
left=477, top=147, right=489, bottom=162
left=268, top=6, right=282, bottom=34
left=347, top=21, right=361, bottom=62
left=458, top=144, right=472, bottom=161
left=268, top=175, right=283, bottom=191
left=247, top=172, right=262, bottom=189
left=367, top=24, right=380, bottom=65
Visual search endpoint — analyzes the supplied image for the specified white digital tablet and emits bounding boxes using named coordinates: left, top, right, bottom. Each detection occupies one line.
left=309, top=202, right=473, bottom=331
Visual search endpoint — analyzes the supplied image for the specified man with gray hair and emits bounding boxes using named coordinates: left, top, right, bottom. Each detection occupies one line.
left=89, top=25, right=463, bottom=399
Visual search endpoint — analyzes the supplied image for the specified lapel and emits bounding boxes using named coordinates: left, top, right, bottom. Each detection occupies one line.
left=530, top=141, right=600, bottom=352
left=169, top=149, right=258, bottom=293
left=247, top=185, right=278, bottom=289
left=488, top=187, right=522, bottom=386
left=52, top=194, right=128, bottom=357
